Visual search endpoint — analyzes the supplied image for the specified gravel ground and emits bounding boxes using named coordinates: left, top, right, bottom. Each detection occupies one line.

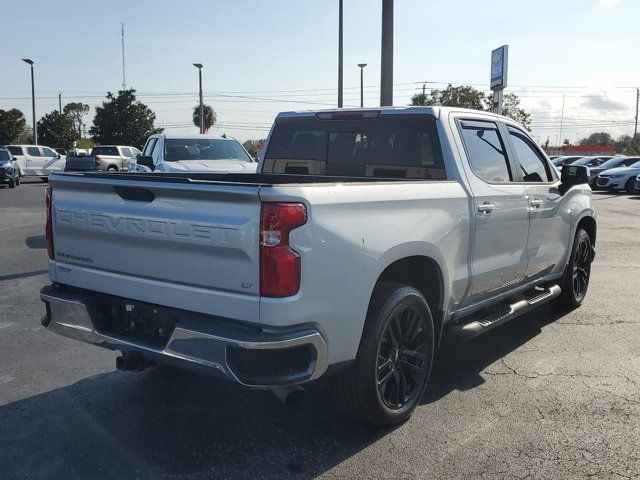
left=1, top=179, right=638, bottom=479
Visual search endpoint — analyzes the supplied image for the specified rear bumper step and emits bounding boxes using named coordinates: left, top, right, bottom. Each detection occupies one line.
left=40, top=285, right=327, bottom=388
left=449, top=284, right=561, bottom=339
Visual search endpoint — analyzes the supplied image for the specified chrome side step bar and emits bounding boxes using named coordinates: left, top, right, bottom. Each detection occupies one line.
left=450, top=284, right=561, bottom=339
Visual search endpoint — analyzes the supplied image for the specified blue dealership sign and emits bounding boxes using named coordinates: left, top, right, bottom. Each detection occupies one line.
left=490, top=45, right=508, bottom=90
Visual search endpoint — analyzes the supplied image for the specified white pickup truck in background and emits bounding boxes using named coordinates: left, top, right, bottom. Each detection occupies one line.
left=5, top=144, right=65, bottom=180
left=40, top=107, right=595, bottom=426
left=134, top=133, right=258, bottom=173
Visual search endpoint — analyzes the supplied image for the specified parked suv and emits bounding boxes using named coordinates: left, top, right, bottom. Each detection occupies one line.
left=40, top=107, right=595, bottom=426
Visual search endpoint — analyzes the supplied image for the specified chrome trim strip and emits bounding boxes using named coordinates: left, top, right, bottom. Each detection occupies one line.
left=41, top=288, right=328, bottom=388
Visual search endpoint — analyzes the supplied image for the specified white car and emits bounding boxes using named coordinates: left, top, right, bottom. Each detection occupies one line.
left=594, top=159, right=640, bottom=192
left=135, top=134, right=257, bottom=173
left=5, top=145, right=66, bottom=180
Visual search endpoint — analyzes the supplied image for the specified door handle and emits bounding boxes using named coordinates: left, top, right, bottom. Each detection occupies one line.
left=530, top=199, right=543, bottom=208
left=477, top=203, right=495, bottom=213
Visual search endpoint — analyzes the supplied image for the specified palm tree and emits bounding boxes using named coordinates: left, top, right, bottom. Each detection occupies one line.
left=192, top=105, right=217, bottom=133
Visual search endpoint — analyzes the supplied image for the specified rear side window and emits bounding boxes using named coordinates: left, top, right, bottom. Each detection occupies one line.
left=27, top=147, right=41, bottom=156
left=459, top=120, right=511, bottom=183
left=92, top=146, right=119, bottom=156
left=7, top=146, right=22, bottom=156
left=264, top=114, right=446, bottom=179
left=508, top=128, right=552, bottom=182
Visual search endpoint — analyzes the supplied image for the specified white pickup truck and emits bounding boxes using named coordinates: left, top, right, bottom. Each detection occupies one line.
left=5, top=144, right=65, bottom=179
left=40, top=107, right=596, bottom=426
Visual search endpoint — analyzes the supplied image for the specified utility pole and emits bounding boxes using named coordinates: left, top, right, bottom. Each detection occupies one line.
left=634, top=87, right=639, bottom=138
left=558, top=94, right=566, bottom=149
left=58, top=93, right=62, bottom=113
left=193, top=63, right=204, bottom=134
left=358, top=63, right=367, bottom=107
left=380, top=0, right=394, bottom=106
left=22, top=59, right=37, bottom=145
left=121, top=23, right=126, bottom=90
left=338, top=0, right=343, bottom=108
left=422, top=83, right=426, bottom=96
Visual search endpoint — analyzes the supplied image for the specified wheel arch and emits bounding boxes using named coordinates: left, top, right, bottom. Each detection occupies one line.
left=370, top=250, right=448, bottom=348
left=576, top=214, right=597, bottom=246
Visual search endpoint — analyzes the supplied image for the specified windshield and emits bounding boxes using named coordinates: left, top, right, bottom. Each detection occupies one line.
left=164, top=138, right=251, bottom=162
left=572, top=157, right=610, bottom=166
left=0, top=150, right=11, bottom=163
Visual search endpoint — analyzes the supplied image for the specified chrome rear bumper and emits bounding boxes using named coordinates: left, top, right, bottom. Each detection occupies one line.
left=40, top=285, right=328, bottom=388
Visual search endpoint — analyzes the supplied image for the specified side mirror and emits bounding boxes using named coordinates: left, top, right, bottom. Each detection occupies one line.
left=561, top=164, right=589, bottom=190
left=137, top=155, right=155, bottom=171
left=57, top=153, right=61, bottom=159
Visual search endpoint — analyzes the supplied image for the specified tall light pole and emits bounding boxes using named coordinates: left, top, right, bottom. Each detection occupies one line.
left=358, top=63, right=367, bottom=108
left=338, top=0, right=344, bottom=108
left=193, top=63, right=204, bottom=134
left=380, top=0, right=394, bottom=106
left=22, top=59, right=37, bottom=145
left=634, top=87, right=639, bottom=138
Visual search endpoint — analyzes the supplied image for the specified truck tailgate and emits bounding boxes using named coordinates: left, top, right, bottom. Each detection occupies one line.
left=49, top=174, right=261, bottom=323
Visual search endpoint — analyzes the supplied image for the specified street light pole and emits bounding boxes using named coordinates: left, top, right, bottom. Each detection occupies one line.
left=338, top=0, right=344, bottom=108
left=22, top=59, right=37, bottom=145
left=358, top=63, right=367, bottom=108
left=634, top=87, right=639, bottom=138
left=193, top=63, right=204, bottom=134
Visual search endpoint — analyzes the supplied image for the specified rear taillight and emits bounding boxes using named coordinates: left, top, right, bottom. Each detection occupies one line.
left=95, top=155, right=101, bottom=167
left=44, top=186, right=54, bottom=259
left=260, top=202, right=307, bottom=297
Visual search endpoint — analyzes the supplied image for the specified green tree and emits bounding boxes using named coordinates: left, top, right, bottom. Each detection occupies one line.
left=63, top=102, right=90, bottom=137
left=242, top=139, right=262, bottom=157
left=37, top=111, right=79, bottom=149
left=0, top=108, right=27, bottom=145
left=623, top=134, right=640, bottom=155
left=580, top=132, right=615, bottom=146
left=410, top=93, right=429, bottom=106
left=192, top=105, right=217, bottom=133
left=90, top=89, right=159, bottom=148
left=410, top=85, right=485, bottom=110
left=501, top=93, right=532, bottom=131
left=614, top=134, right=632, bottom=151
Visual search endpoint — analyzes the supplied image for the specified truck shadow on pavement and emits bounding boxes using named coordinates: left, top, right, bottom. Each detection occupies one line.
left=0, top=305, right=567, bottom=479
left=425, top=304, right=567, bottom=404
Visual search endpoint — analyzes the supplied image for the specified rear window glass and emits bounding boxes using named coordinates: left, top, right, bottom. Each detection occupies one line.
left=164, top=139, right=251, bottom=162
left=264, top=114, right=446, bottom=179
left=0, top=150, right=11, bottom=160
left=92, top=146, right=120, bottom=156
left=6, top=146, right=22, bottom=156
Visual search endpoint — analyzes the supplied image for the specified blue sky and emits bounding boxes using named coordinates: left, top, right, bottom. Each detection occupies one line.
left=2, top=0, right=638, bottom=143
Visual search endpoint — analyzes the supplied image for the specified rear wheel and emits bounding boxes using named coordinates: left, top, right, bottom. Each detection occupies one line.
left=107, top=166, right=118, bottom=173
left=8, top=179, right=15, bottom=188
left=556, top=228, right=593, bottom=308
left=15, top=176, right=20, bottom=186
left=332, top=283, right=434, bottom=426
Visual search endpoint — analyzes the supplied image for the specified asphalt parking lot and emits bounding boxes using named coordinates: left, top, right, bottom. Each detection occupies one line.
left=1, top=178, right=639, bottom=480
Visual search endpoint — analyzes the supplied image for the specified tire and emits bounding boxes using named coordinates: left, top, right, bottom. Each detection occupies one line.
left=556, top=228, right=593, bottom=308
left=332, top=282, right=434, bottom=426
left=107, top=166, right=118, bottom=173
left=8, top=179, right=15, bottom=188
left=15, top=176, right=20, bottom=186
left=625, top=177, right=638, bottom=194
left=40, top=177, right=48, bottom=183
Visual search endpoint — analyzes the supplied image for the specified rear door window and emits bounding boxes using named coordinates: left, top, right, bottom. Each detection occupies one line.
left=26, top=147, right=42, bottom=156
left=458, top=120, right=512, bottom=183
left=264, top=114, right=446, bottom=179
left=120, top=147, right=132, bottom=157
left=42, top=147, right=57, bottom=157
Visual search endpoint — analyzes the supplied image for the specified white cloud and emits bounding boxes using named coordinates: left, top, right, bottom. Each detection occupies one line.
left=596, top=0, right=621, bottom=8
